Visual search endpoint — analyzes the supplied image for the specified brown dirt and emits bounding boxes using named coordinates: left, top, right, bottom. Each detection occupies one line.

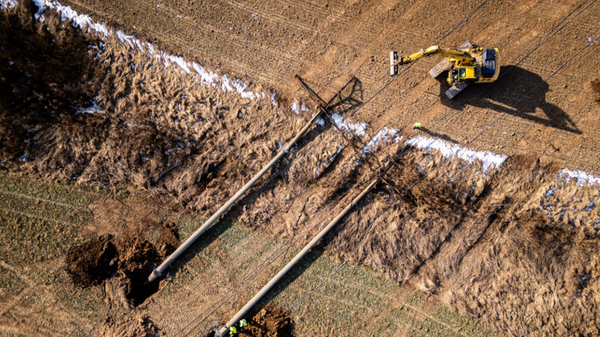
left=91, top=312, right=164, bottom=337
left=155, top=222, right=181, bottom=258
left=238, top=304, right=295, bottom=337
left=592, top=79, right=600, bottom=102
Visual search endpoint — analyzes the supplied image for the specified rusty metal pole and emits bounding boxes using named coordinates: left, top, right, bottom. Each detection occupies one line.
left=215, top=178, right=379, bottom=337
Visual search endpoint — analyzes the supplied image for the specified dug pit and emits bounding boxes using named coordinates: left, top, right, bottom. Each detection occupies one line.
left=66, top=221, right=180, bottom=308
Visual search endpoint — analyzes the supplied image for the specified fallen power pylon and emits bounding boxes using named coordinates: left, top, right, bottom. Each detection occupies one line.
left=148, top=76, right=356, bottom=282
left=215, top=79, right=396, bottom=337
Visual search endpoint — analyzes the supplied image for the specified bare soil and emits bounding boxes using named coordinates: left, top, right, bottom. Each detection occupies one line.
left=91, top=312, right=164, bottom=337
left=238, top=304, right=295, bottom=337
left=66, top=233, right=163, bottom=307
left=155, top=222, right=181, bottom=258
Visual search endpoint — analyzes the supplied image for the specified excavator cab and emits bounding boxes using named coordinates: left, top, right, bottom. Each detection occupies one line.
left=449, top=66, right=478, bottom=84
left=450, top=68, right=467, bottom=83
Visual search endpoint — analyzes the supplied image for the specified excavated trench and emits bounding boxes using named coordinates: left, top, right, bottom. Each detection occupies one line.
left=3, top=2, right=600, bottom=336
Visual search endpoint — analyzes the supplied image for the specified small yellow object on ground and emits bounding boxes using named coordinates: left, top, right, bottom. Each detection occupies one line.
left=413, top=122, right=422, bottom=129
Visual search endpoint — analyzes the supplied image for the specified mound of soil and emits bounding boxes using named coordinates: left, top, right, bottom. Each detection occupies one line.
left=592, top=78, right=600, bottom=102
left=155, top=222, right=180, bottom=258
left=91, top=313, right=164, bottom=337
left=238, top=304, right=295, bottom=337
left=66, top=235, right=118, bottom=287
left=118, top=237, right=161, bottom=272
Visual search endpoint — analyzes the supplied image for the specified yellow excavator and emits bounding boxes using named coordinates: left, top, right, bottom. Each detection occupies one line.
left=390, top=41, right=500, bottom=99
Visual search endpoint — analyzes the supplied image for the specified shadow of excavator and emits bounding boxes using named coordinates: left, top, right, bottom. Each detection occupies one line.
left=436, top=66, right=581, bottom=134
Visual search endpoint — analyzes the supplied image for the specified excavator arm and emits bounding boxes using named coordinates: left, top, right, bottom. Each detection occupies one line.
left=396, top=45, right=474, bottom=65
left=389, top=42, right=483, bottom=76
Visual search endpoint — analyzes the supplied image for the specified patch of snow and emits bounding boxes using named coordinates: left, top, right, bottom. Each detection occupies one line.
left=558, top=169, right=600, bottom=188
left=406, top=135, right=507, bottom=174
left=192, top=63, right=218, bottom=86
left=230, top=78, right=255, bottom=99
left=329, top=145, right=343, bottom=161
left=291, top=101, right=299, bottom=114
left=316, top=117, right=325, bottom=126
left=19, top=153, right=27, bottom=162
left=0, top=0, right=18, bottom=10
left=545, top=187, right=554, bottom=199
left=363, top=127, right=400, bottom=154
left=330, top=113, right=367, bottom=137
left=168, top=55, right=191, bottom=74
left=77, top=101, right=104, bottom=114
left=271, top=93, right=277, bottom=106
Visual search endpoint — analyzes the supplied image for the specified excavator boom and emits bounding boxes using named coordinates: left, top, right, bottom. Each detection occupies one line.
left=397, top=45, right=475, bottom=65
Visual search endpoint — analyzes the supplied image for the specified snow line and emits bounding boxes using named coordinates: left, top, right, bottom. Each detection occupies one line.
left=558, top=169, right=600, bottom=188
left=406, top=135, right=507, bottom=173
left=1, top=0, right=268, bottom=102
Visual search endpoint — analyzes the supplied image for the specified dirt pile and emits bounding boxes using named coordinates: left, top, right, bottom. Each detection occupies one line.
left=238, top=304, right=295, bottom=337
left=91, top=312, right=164, bottom=337
left=155, top=222, right=180, bottom=258
left=592, top=78, right=600, bottom=102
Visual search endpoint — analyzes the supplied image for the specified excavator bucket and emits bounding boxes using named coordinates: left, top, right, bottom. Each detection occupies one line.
left=390, top=51, right=398, bottom=76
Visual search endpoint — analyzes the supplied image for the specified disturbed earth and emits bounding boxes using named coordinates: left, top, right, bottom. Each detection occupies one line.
left=2, top=0, right=600, bottom=336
